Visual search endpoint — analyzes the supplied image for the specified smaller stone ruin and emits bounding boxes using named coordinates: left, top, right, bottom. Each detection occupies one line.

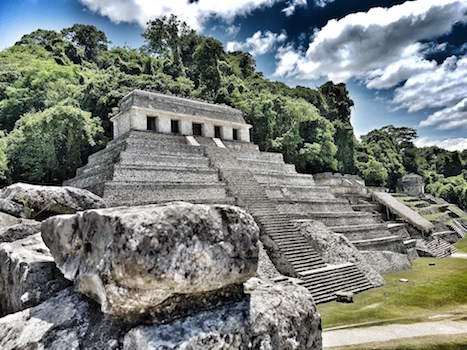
left=397, top=173, right=424, bottom=196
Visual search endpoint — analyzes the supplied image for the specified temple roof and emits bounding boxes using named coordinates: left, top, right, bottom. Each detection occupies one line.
left=119, top=90, right=246, bottom=124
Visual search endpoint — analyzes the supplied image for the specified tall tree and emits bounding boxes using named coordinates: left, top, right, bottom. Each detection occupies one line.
left=62, top=24, right=109, bottom=61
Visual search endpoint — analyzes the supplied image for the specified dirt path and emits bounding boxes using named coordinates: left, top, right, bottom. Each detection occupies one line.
left=452, top=252, right=467, bottom=259
left=323, top=320, right=467, bottom=348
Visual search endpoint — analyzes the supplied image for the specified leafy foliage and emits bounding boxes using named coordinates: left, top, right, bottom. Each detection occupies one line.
left=5, top=105, right=102, bottom=184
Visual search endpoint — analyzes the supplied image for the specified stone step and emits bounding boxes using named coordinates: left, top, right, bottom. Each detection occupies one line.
left=328, top=223, right=391, bottom=240
left=254, top=173, right=315, bottom=187
left=425, top=238, right=457, bottom=258
left=103, top=181, right=228, bottom=206
left=277, top=199, right=352, bottom=213
left=351, top=235, right=405, bottom=252
left=308, top=211, right=379, bottom=226
left=118, top=152, right=210, bottom=168
left=112, top=165, right=220, bottom=183
left=124, top=139, right=204, bottom=156
left=237, top=158, right=296, bottom=174
left=298, top=264, right=373, bottom=304
left=234, top=151, right=284, bottom=163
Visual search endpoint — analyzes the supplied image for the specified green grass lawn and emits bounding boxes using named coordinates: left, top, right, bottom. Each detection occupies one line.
left=319, top=257, right=467, bottom=329
left=455, top=238, right=467, bottom=253
left=330, top=334, right=467, bottom=350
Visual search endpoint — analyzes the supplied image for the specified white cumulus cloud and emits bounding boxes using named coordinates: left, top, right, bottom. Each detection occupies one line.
left=274, top=0, right=467, bottom=130
left=227, top=30, right=287, bottom=56
left=282, top=0, right=307, bottom=16
left=275, top=0, right=467, bottom=84
left=315, top=0, right=335, bottom=8
left=419, top=97, right=467, bottom=130
left=80, top=0, right=281, bottom=30
left=414, top=137, right=467, bottom=152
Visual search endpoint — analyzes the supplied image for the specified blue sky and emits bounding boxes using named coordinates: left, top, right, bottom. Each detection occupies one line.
left=1, top=0, right=466, bottom=150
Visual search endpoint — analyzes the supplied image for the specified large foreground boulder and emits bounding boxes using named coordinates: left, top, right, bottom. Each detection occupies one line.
left=0, top=183, right=106, bottom=219
left=41, top=202, right=259, bottom=319
left=0, top=279, right=322, bottom=350
left=124, top=278, right=322, bottom=349
left=0, top=233, right=70, bottom=316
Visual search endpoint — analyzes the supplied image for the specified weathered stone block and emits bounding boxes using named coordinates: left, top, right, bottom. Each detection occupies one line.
left=0, top=220, right=41, bottom=243
left=0, top=183, right=107, bottom=219
left=123, top=278, right=322, bottom=350
left=41, top=202, right=259, bottom=318
left=0, top=233, right=70, bottom=315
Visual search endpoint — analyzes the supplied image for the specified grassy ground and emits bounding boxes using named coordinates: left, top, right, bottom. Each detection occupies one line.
left=319, top=257, right=467, bottom=329
left=329, top=334, right=467, bottom=350
left=455, top=238, right=467, bottom=253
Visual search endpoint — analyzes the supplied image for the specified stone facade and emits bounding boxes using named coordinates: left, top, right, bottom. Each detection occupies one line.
left=112, top=90, right=252, bottom=142
left=396, top=173, right=424, bottom=196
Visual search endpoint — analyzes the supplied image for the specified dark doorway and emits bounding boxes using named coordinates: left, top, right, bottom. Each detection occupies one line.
left=232, top=128, right=239, bottom=141
left=171, top=119, right=180, bottom=134
left=147, top=116, right=157, bottom=131
left=192, top=123, right=202, bottom=136
left=214, top=125, right=221, bottom=138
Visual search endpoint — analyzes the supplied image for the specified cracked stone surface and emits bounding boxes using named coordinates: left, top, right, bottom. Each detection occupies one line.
left=41, top=202, right=259, bottom=318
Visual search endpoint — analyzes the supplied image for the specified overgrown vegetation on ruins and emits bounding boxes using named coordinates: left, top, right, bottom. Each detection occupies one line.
left=0, top=17, right=465, bottom=207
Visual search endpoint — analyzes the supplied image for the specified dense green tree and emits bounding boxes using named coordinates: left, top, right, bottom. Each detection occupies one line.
left=143, top=15, right=199, bottom=77
left=6, top=105, right=103, bottom=184
left=62, top=24, right=109, bottom=62
left=192, top=38, right=224, bottom=99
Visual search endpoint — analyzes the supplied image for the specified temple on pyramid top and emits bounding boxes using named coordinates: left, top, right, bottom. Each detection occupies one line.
left=111, top=90, right=252, bottom=142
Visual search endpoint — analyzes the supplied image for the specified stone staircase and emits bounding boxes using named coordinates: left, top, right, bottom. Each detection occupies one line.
left=298, top=263, right=374, bottom=304
left=450, top=219, right=466, bottom=239
left=424, top=238, right=457, bottom=258
left=204, top=146, right=373, bottom=304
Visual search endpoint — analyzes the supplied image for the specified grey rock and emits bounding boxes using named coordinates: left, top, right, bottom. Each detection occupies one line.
left=0, top=233, right=70, bottom=316
left=0, top=211, right=23, bottom=228
left=256, top=241, right=282, bottom=280
left=0, top=199, right=30, bottom=218
left=123, top=278, right=322, bottom=350
left=41, top=202, right=259, bottom=318
left=297, top=220, right=384, bottom=286
left=360, top=250, right=412, bottom=274
left=0, top=279, right=322, bottom=350
left=0, top=220, right=41, bottom=243
left=0, top=288, right=131, bottom=350
left=0, top=183, right=106, bottom=219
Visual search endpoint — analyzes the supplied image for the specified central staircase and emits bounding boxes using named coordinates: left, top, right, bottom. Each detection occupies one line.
left=204, top=146, right=373, bottom=303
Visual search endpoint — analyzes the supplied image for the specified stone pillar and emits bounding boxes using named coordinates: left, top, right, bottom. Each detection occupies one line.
left=180, top=119, right=193, bottom=136
left=239, top=127, right=250, bottom=142
left=204, top=123, right=215, bottom=138
left=130, top=109, right=147, bottom=131
left=222, top=126, right=233, bottom=141
left=157, top=116, right=171, bottom=134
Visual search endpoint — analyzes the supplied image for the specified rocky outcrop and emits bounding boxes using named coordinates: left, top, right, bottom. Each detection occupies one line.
left=0, top=233, right=70, bottom=316
left=0, top=183, right=106, bottom=219
left=0, top=212, right=23, bottom=228
left=42, top=202, right=259, bottom=319
left=360, top=250, right=412, bottom=274
left=297, top=220, right=384, bottom=286
left=0, top=288, right=131, bottom=350
left=0, top=220, right=41, bottom=243
left=257, top=241, right=283, bottom=280
left=124, top=278, right=322, bottom=350
left=0, top=278, right=322, bottom=350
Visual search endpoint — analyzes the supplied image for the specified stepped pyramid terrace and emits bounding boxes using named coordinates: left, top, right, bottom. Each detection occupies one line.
left=66, top=90, right=441, bottom=304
